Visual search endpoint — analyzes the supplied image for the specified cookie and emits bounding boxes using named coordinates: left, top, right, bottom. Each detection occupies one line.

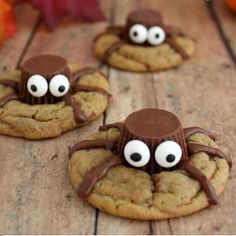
left=94, top=9, right=196, bottom=72
left=0, top=55, right=111, bottom=139
left=68, top=108, right=231, bottom=220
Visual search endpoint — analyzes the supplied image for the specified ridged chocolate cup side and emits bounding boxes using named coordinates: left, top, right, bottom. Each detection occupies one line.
left=117, top=109, right=187, bottom=174
left=19, top=55, right=71, bottom=105
left=124, top=9, right=164, bottom=43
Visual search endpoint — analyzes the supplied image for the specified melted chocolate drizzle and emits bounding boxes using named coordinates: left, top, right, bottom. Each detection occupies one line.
left=72, top=67, right=107, bottom=83
left=99, top=122, right=124, bottom=132
left=0, top=79, right=18, bottom=89
left=102, top=41, right=125, bottom=63
left=68, top=139, right=115, bottom=159
left=0, top=93, right=18, bottom=107
left=165, top=37, right=189, bottom=59
left=77, top=155, right=123, bottom=198
left=64, top=94, right=86, bottom=123
left=106, top=26, right=124, bottom=36
left=72, top=85, right=111, bottom=99
left=187, top=143, right=232, bottom=167
left=179, top=159, right=218, bottom=205
left=184, top=127, right=216, bottom=140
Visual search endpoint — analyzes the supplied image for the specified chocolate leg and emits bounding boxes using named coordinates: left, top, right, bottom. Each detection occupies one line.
left=0, top=93, right=19, bottom=107
left=72, top=85, right=111, bottom=99
left=165, top=37, right=189, bottom=60
left=102, top=41, right=124, bottom=63
left=77, top=155, right=123, bottom=198
left=106, top=26, right=124, bottom=36
left=99, top=122, right=124, bottom=132
left=0, top=79, right=18, bottom=89
left=187, top=143, right=232, bottom=167
left=71, top=67, right=107, bottom=83
left=179, top=159, right=218, bottom=205
left=184, top=127, right=215, bottom=140
left=68, top=139, right=115, bottom=159
left=64, top=93, right=87, bottom=124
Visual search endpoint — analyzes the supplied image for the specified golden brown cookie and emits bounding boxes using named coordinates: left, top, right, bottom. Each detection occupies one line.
left=94, top=9, right=196, bottom=72
left=68, top=109, right=231, bottom=220
left=0, top=55, right=111, bottom=139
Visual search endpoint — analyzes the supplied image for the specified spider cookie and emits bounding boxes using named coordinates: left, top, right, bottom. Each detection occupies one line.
left=69, top=108, right=232, bottom=220
left=94, top=9, right=196, bottom=72
left=0, top=55, right=111, bottom=139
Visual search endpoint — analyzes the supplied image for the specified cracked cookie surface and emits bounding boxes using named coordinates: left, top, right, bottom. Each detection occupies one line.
left=94, top=33, right=196, bottom=72
left=69, top=128, right=230, bottom=220
left=0, top=65, right=110, bottom=139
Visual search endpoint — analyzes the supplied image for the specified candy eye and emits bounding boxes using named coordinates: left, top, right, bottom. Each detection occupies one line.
left=154, top=141, right=182, bottom=168
left=129, top=24, right=148, bottom=44
left=124, top=140, right=150, bottom=167
left=147, top=26, right=166, bottom=46
left=49, top=74, right=70, bottom=97
left=27, top=74, right=48, bottom=97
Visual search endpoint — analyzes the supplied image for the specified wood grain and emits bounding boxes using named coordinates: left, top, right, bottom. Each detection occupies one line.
left=213, top=0, right=236, bottom=64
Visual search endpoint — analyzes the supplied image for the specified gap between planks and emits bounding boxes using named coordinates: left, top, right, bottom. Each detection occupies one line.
left=206, top=0, right=236, bottom=65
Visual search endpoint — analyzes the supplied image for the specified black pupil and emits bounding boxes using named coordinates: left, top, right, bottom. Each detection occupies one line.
left=130, top=153, right=142, bottom=162
left=133, top=31, right=138, bottom=37
left=166, top=154, right=175, bottom=163
left=58, top=85, right=65, bottom=93
left=155, top=33, right=160, bottom=38
left=31, top=85, right=37, bottom=92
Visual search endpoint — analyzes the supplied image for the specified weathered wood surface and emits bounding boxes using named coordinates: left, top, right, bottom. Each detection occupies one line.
left=0, top=0, right=235, bottom=234
left=213, top=0, right=236, bottom=64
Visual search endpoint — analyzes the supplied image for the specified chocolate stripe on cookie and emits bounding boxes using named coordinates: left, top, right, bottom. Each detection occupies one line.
left=184, top=127, right=216, bottom=140
left=64, top=93, right=87, bottom=124
left=72, top=67, right=107, bottom=82
left=165, top=26, right=185, bottom=37
left=165, top=37, right=189, bottom=60
left=0, top=93, right=18, bottom=107
left=179, top=159, right=218, bottom=205
left=99, top=122, right=124, bottom=132
left=187, top=143, right=232, bottom=167
left=0, top=79, right=18, bottom=89
left=68, top=139, right=115, bottom=159
left=106, top=26, right=124, bottom=36
left=77, top=155, right=123, bottom=198
left=72, top=85, right=111, bottom=99
left=102, top=41, right=125, bottom=63
left=93, top=26, right=124, bottom=43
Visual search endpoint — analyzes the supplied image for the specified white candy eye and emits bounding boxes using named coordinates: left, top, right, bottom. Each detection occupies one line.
left=147, top=26, right=166, bottom=46
left=129, top=24, right=148, bottom=44
left=124, top=140, right=150, bottom=167
left=27, top=74, right=48, bottom=97
left=49, top=74, right=70, bottom=97
left=155, top=141, right=182, bottom=168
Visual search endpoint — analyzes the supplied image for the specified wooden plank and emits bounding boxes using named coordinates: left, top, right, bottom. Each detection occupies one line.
left=149, top=0, right=236, bottom=234
left=96, top=0, right=157, bottom=234
left=213, top=0, right=236, bottom=64
left=0, top=6, right=39, bottom=234
left=0, top=1, right=112, bottom=234
left=0, top=5, right=39, bottom=72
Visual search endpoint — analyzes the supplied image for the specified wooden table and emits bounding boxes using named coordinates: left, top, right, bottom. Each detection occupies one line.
left=0, top=0, right=235, bottom=234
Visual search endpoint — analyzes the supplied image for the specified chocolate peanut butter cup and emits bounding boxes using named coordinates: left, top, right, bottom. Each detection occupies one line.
left=19, top=55, right=71, bottom=104
left=117, top=109, right=187, bottom=173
